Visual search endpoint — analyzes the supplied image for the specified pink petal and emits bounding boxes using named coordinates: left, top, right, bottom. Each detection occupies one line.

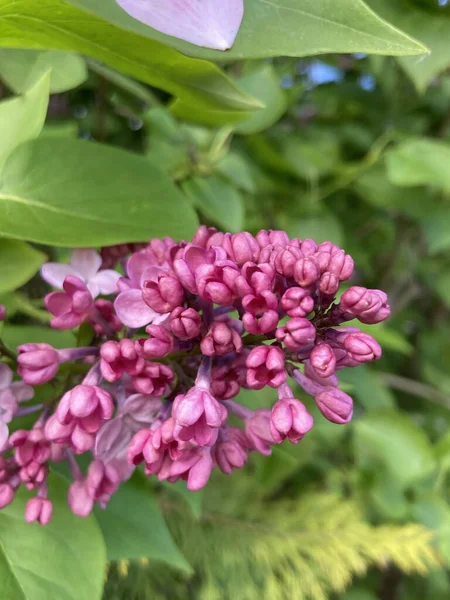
left=114, top=289, right=158, bottom=328
left=116, top=0, right=244, bottom=51
left=92, top=270, right=121, bottom=295
left=70, top=249, right=102, bottom=281
left=0, top=422, right=9, bottom=451
left=0, top=364, right=13, bottom=390
left=41, top=263, right=80, bottom=289
left=10, top=381, right=35, bottom=403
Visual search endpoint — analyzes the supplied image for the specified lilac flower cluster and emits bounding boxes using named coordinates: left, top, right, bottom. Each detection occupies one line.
left=0, top=227, right=390, bottom=523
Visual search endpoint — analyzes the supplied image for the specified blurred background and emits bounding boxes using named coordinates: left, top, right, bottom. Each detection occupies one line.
left=2, top=1, right=450, bottom=599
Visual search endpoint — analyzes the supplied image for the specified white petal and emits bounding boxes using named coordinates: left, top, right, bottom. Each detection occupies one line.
left=92, top=270, right=121, bottom=295
left=0, top=364, right=12, bottom=390
left=70, top=249, right=102, bottom=281
left=116, top=0, right=244, bottom=51
left=41, top=263, right=80, bottom=288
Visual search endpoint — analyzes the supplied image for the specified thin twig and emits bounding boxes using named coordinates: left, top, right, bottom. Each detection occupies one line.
left=378, top=372, right=450, bottom=409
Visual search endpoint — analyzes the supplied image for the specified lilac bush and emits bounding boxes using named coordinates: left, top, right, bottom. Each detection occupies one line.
left=0, top=226, right=390, bottom=523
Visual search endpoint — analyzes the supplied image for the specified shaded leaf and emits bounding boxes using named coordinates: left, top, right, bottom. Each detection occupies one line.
left=0, top=240, right=46, bottom=294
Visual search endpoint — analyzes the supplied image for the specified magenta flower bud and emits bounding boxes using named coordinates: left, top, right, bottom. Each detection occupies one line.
left=280, top=288, right=314, bottom=318
left=0, top=304, right=5, bottom=321
left=319, top=272, right=340, bottom=296
left=128, top=428, right=152, bottom=465
left=293, top=257, right=319, bottom=287
left=132, top=363, right=173, bottom=396
left=315, top=387, right=353, bottom=424
left=343, top=332, right=382, bottom=363
left=90, top=299, right=122, bottom=335
left=173, top=245, right=211, bottom=293
left=170, top=307, right=202, bottom=339
left=17, top=343, right=60, bottom=385
left=256, top=229, right=290, bottom=248
left=200, top=322, right=243, bottom=357
left=85, top=460, right=120, bottom=508
left=242, top=309, right=279, bottom=335
left=339, top=286, right=390, bottom=324
left=327, top=249, right=354, bottom=281
left=172, top=386, right=227, bottom=447
left=236, top=262, right=275, bottom=297
left=0, top=483, right=14, bottom=509
left=68, top=480, right=94, bottom=517
left=304, top=361, right=339, bottom=387
left=274, top=245, right=303, bottom=278
left=195, top=260, right=240, bottom=305
left=309, top=344, right=336, bottom=379
left=141, top=325, right=174, bottom=358
left=218, top=232, right=260, bottom=266
left=270, top=392, right=313, bottom=444
left=246, top=346, right=286, bottom=390
left=169, top=447, right=214, bottom=491
left=215, top=428, right=248, bottom=474
left=100, top=339, right=145, bottom=382
left=45, top=276, right=94, bottom=330
left=142, top=271, right=184, bottom=313
left=245, top=409, right=275, bottom=456
left=211, top=359, right=245, bottom=400
left=25, top=497, right=53, bottom=525
left=192, top=225, right=217, bottom=248
left=300, top=239, right=318, bottom=256
left=275, top=318, right=316, bottom=351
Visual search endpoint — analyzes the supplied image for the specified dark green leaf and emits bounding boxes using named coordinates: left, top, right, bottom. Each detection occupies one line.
left=0, top=240, right=46, bottom=294
left=1, top=325, right=75, bottom=349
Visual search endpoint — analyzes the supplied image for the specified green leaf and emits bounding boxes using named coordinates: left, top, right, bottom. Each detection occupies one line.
left=386, top=139, right=450, bottom=193
left=354, top=409, right=436, bottom=487
left=370, top=472, right=409, bottom=520
left=0, top=240, right=46, bottom=294
left=94, top=472, right=192, bottom=573
left=0, top=0, right=260, bottom=125
left=0, top=138, right=199, bottom=246
left=233, top=64, right=288, bottom=135
left=340, top=366, right=395, bottom=410
left=1, top=325, right=75, bottom=349
left=68, top=0, right=428, bottom=60
left=182, top=175, right=244, bottom=233
left=160, top=480, right=203, bottom=520
left=0, top=473, right=106, bottom=600
left=422, top=208, right=450, bottom=254
left=354, top=322, right=413, bottom=355
left=0, top=49, right=87, bottom=93
left=368, top=0, right=450, bottom=91
left=411, top=496, right=450, bottom=563
left=279, top=213, right=344, bottom=246
left=0, top=72, right=49, bottom=173
left=215, top=153, right=256, bottom=194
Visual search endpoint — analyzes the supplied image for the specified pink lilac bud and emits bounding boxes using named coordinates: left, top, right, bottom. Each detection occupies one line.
left=0, top=305, right=5, bottom=321
left=315, top=387, right=353, bottom=424
left=10, top=428, right=51, bottom=489
left=200, top=322, right=243, bottom=357
left=192, top=225, right=217, bottom=248
left=195, top=260, right=240, bottom=305
left=0, top=483, right=14, bottom=508
left=173, top=245, right=219, bottom=293
left=214, top=428, right=248, bottom=474
left=309, top=344, right=336, bottom=378
left=319, top=272, right=340, bottom=296
left=169, top=447, right=214, bottom=491
left=241, top=290, right=278, bottom=333
left=68, top=480, right=94, bottom=517
left=90, top=299, right=122, bottom=334
left=270, top=386, right=313, bottom=444
left=339, top=287, right=390, bottom=324
left=327, top=249, right=354, bottom=281
left=100, top=339, right=145, bottom=382
left=343, top=332, right=382, bottom=363
left=211, top=354, right=246, bottom=400
left=236, top=262, right=275, bottom=297
left=293, top=257, right=319, bottom=287
left=304, top=361, right=339, bottom=387
left=25, top=497, right=53, bottom=525
left=215, top=232, right=260, bottom=266
left=45, top=276, right=94, bottom=330
left=274, top=245, right=303, bottom=278
left=280, top=288, right=314, bottom=318
left=245, top=409, right=275, bottom=456
left=170, top=307, right=202, bottom=339
left=142, top=271, right=184, bottom=313
left=275, top=318, right=316, bottom=351
left=17, top=343, right=60, bottom=385
left=140, top=325, right=174, bottom=358
left=132, top=363, right=173, bottom=396
left=86, top=460, right=120, bottom=509
left=256, top=230, right=290, bottom=249
left=246, top=346, right=286, bottom=390
left=172, top=386, right=227, bottom=446
left=300, top=239, right=318, bottom=256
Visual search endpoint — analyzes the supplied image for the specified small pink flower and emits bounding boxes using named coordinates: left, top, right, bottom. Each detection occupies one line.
left=200, top=321, right=243, bottom=356
left=246, top=346, right=286, bottom=390
left=0, top=364, right=34, bottom=428
left=25, top=497, right=53, bottom=525
left=339, top=286, right=390, bottom=324
left=275, top=318, right=316, bottom=351
left=309, top=344, right=336, bottom=379
left=170, top=307, right=202, bottom=339
left=169, top=447, right=214, bottom=491
left=270, top=387, right=313, bottom=444
left=45, top=276, right=94, bottom=330
left=315, top=387, right=353, bottom=424
left=100, top=339, right=145, bottom=382
left=18, top=343, right=60, bottom=385
left=280, top=288, right=314, bottom=318
left=214, top=428, right=248, bottom=474
left=132, top=363, right=174, bottom=396
left=139, top=325, right=174, bottom=358
left=245, top=409, right=275, bottom=456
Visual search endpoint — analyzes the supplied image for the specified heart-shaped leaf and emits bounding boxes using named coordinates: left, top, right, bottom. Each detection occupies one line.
left=116, top=0, right=244, bottom=50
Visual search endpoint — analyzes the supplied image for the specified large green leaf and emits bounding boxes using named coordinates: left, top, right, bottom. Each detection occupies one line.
left=339, top=366, right=395, bottom=410
left=0, top=473, right=106, bottom=600
left=369, top=0, right=450, bottom=91
left=386, top=139, right=450, bottom=193
left=0, top=72, right=49, bottom=173
left=182, top=175, right=244, bottom=233
left=1, top=325, right=75, bottom=349
left=0, top=0, right=260, bottom=124
left=94, top=473, right=192, bottom=573
left=0, top=239, right=46, bottom=294
left=354, top=409, right=436, bottom=486
left=422, top=208, right=450, bottom=254
left=0, top=49, right=87, bottom=94
left=68, top=0, right=427, bottom=60
left=0, top=138, right=199, bottom=246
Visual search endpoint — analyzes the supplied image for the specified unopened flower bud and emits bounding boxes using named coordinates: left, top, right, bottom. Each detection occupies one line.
left=25, top=497, right=53, bottom=525
left=270, top=395, right=313, bottom=444
left=17, top=343, right=60, bottom=385
left=315, top=387, right=353, bottom=424
left=280, top=288, right=314, bottom=318
left=200, top=322, right=243, bottom=356
left=246, top=346, right=286, bottom=390
left=309, top=344, right=336, bottom=378
left=275, top=318, right=316, bottom=351
left=170, top=307, right=202, bottom=339
left=343, top=332, right=382, bottom=363
left=142, top=325, right=174, bottom=358
left=293, top=257, right=319, bottom=287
